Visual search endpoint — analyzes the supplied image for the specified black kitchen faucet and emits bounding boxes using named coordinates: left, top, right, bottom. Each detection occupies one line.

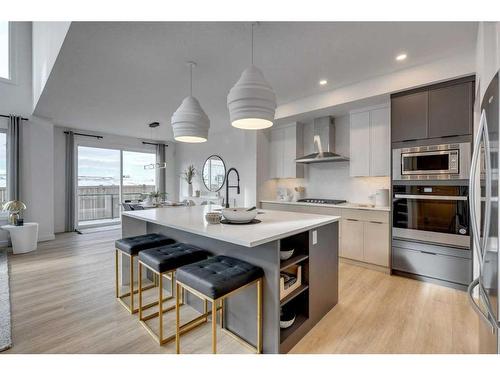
left=225, top=168, right=240, bottom=208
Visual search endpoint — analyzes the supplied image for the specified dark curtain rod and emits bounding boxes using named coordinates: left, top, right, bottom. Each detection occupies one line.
left=0, top=114, right=29, bottom=121
left=64, top=131, right=103, bottom=139
left=142, top=141, right=168, bottom=147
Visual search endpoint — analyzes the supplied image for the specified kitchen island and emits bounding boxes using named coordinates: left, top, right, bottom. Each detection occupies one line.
left=121, top=205, right=340, bottom=353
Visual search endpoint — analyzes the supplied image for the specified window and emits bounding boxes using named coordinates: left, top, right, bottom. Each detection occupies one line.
left=76, top=146, right=157, bottom=228
left=122, top=151, right=156, bottom=202
left=0, top=21, right=9, bottom=80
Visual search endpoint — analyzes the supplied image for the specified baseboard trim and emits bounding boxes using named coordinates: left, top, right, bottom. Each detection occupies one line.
left=38, top=234, right=55, bottom=242
left=0, top=234, right=55, bottom=249
left=340, top=257, right=390, bottom=274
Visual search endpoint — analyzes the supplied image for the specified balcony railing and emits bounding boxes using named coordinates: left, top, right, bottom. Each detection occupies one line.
left=77, top=185, right=155, bottom=223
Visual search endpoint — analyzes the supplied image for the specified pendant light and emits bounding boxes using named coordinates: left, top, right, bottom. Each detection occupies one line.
left=227, top=23, right=276, bottom=130
left=143, top=122, right=167, bottom=170
left=171, top=61, right=210, bottom=143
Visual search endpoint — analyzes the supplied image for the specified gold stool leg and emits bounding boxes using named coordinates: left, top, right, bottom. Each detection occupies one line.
left=212, top=299, right=217, bottom=354
left=220, top=298, right=224, bottom=328
left=257, top=278, right=263, bottom=354
left=129, top=255, right=134, bottom=314
left=204, top=299, right=208, bottom=323
left=115, top=249, right=119, bottom=298
left=158, top=273, right=163, bottom=343
left=175, top=282, right=181, bottom=354
left=138, top=262, right=143, bottom=320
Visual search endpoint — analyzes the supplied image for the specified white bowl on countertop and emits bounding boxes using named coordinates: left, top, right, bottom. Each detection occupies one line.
left=221, top=207, right=258, bottom=223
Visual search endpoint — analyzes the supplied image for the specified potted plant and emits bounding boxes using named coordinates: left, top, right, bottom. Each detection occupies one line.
left=142, top=191, right=168, bottom=206
left=182, top=165, right=197, bottom=197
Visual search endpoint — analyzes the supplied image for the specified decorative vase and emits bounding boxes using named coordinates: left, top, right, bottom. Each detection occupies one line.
left=188, top=183, right=193, bottom=197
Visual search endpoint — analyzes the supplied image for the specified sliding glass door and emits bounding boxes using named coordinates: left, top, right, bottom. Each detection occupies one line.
left=122, top=151, right=156, bottom=203
left=76, top=146, right=156, bottom=228
left=77, top=146, right=121, bottom=227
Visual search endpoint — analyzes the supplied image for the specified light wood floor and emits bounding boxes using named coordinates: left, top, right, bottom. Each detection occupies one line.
left=4, top=229, right=479, bottom=354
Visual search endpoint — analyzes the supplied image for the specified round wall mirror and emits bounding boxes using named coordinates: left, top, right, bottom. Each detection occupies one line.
left=202, top=155, right=226, bottom=192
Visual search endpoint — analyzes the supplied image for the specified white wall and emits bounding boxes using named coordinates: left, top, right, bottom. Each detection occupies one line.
left=53, top=126, right=176, bottom=233
left=22, top=116, right=55, bottom=241
left=32, top=22, right=71, bottom=110
left=0, top=22, right=56, bottom=243
left=175, top=127, right=258, bottom=207
left=0, top=22, right=32, bottom=116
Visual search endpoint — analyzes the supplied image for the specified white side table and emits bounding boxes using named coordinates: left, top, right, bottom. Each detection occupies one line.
left=1, top=223, right=39, bottom=254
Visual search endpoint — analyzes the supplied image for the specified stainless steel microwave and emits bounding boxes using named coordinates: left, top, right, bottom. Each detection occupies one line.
left=393, top=142, right=471, bottom=181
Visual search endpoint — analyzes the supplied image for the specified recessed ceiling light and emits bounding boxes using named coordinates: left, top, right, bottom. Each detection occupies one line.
left=319, top=79, right=328, bottom=86
left=396, top=53, right=407, bottom=61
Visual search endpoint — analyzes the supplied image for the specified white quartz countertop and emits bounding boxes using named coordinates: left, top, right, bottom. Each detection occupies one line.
left=122, top=205, right=340, bottom=247
left=260, top=200, right=391, bottom=212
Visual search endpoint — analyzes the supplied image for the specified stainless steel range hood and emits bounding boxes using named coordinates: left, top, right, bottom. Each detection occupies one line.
left=295, top=116, right=349, bottom=164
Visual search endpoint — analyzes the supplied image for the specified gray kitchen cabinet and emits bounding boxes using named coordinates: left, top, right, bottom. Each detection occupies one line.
left=363, top=221, right=390, bottom=267
left=268, top=123, right=304, bottom=179
left=261, top=202, right=391, bottom=269
left=428, top=81, right=473, bottom=138
left=349, top=105, right=390, bottom=177
left=340, top=218, right=364, bottom=261
left=349, top=111, right=371, bottom=176
left=370, top=107, right=391, bottom=176
left=391, top=91, right=428, bottom=142
left=391, top=76, right=475, bottom=143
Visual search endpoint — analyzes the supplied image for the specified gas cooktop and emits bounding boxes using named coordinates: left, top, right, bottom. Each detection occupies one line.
left=297, top=198, right=347, bottom=205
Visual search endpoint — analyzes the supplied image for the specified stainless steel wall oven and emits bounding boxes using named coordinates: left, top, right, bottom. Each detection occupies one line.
left=392, top=185, right=470, bottom=248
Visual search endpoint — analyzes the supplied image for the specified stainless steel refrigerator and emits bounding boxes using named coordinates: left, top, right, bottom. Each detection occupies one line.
left=468, top=71, right=499, bottom=354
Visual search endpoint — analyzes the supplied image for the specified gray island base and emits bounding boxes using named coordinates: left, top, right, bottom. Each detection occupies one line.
left=121, top=206, right=339, bottom=353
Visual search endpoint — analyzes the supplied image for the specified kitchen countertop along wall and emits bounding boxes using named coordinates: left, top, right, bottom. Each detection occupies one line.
left=260, top=200, right=390, bottom=212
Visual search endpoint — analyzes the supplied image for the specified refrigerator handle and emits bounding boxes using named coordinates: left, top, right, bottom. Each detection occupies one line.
left=467, top=278, right=497, bottom=332
left=480, top=111, right=492, bottom=271
left=469, top=110, right=486, bottom=269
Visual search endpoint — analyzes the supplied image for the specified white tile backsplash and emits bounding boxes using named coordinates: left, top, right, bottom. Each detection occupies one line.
left=259, top=114, right=390, bottom=205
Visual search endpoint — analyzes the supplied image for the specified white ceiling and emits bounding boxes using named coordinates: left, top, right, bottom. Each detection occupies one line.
left=34, top=21, right=478, bottom=140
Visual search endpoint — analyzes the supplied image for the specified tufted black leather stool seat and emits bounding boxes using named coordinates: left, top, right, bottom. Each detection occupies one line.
left=115, top=233, right=176, bottom=314
left=139, top=243, right=210, bottom=273
left=115, top=233, right=175, bottom=256
left=137, top=243, right=211, bottom=346
left=176, top=255, right=264, bottom=300
left=175, top=255, right=264, bottom=354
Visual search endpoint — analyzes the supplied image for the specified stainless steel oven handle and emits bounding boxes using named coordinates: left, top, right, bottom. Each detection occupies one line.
left=394, top=194, right=467, bottom=201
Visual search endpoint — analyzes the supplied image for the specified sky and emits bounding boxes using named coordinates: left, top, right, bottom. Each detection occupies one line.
left=0, top=22, right=9, bottom=79
left=77, top=146, right=156, bottom=186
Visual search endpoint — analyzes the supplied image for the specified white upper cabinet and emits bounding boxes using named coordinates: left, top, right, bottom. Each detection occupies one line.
left=349, top=105, right=390, bottom=177
left=369, top=107, right=391, bottom=176
left=349, top=111, right=370, bottom=176
left=268, top=123, right=304, bottom=179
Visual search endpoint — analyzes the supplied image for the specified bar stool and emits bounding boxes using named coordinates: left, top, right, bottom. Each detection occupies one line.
left=138, top=243, right=211, bottom=345
left=175, top=255, right=264, bottom=354
left=115, top=233, right=175, bottom=314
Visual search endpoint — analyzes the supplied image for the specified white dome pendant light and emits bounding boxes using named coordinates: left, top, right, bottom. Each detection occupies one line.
left=171, top=61, right=210, bottom=143
left=227, top=23, right=277, bottom=130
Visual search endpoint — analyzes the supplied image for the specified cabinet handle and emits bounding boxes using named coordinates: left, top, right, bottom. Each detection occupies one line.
left=420, top=251, right=437, bottom=256
left=369, top=221, right=383, bottom=224
left=346, top=218, right=358, bottom=222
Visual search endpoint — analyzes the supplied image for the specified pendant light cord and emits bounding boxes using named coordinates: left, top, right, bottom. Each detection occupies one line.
left=251, top=23, right=254, bottom=65
left=189, top=63, right=193, bottom=96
